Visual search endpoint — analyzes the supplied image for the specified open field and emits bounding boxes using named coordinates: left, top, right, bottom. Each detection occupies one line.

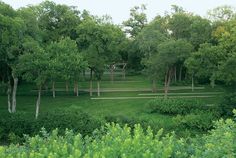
left=0, top=75, right=224, bottom=138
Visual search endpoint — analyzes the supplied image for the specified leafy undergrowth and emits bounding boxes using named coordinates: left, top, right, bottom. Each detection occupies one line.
left=1, top=111, right=236, bottom=158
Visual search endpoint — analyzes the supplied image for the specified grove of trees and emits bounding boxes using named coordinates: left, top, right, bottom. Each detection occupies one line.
left=1, top=1, right=236, bottom=118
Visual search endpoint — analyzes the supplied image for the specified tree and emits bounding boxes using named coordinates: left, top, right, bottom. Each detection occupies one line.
left=17, top=41, right=48, bottom=119
left=157, top=40, right=193, bottom=98
left=47, top=37, right=87, bottom=97
left=76, top=16, right=125, bottom=96
left=186, top=43, right=225, bottom=88
left=0, top=2, right=25, bottom=113
left=34, top=1, right=81, bottom=43
left=208, top=5, right=236, bottom=22
left=189, top=16, right=212, bottom=50
left=185, top=55, right=199, bottom=91
left=136, top=17, right=169, bottom=92
left=168, top=9, right=192, bottom=40
left=218, top=52, right=236, bottom=85
left=123, top=4, right=147, bottom=38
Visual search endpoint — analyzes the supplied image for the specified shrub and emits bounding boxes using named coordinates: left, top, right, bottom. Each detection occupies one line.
left=147, top=98, right=223, bottom=117
left=147, top=98, right=206, bottom=115
left=0, top=109, right=101, bottom=144
left=174, top=111, right=218, bottom=131
left=219, top=92, right=236, bottom=116
left=1, top=114, right=236, bottom=158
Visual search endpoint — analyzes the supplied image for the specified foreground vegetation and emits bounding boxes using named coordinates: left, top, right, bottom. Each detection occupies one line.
left=1, top=0, right=236, bottom=157
left=1, top=111, right=236, bottom=157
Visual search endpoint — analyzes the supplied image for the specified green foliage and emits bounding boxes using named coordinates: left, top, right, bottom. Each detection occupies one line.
left=47, top=37, right=87, bottom=81
left=219, top=92, right=236, bottom=116
left=175, top=111, right=218, bottom=131
left=1, top=115, right=236, bottom=157
left=0, top=109, right=101, bottom=144
left=148, top=98, right=223, bottom=131
left=147, top=98, right=206, bottom=115
left=123, top=4, right=147, bottom=37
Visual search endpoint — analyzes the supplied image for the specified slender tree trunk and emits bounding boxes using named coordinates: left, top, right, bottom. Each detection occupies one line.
left=7, top=82, right=12, bottom=113
left=152, top=79, right=157, bottom=93
left=75, top=81, right=79, bottom=97
left=179, top=66, right=182, bottom=81
left=65, top=81, right=69, bottom=92
left=74, top=81, right=76, bottom=95
left=192, top=74, right=194, bottom=92
left=123, top=69, right=126, bottom=80
left=97, top=80, right=100, bottom=97
left=164, top=69, right=172, bottom=99
left=11, top=77, right=18, bottom=113
left=52, top=81, right=55, bottom=98
left=90, top=69, right=93, bottom=96
left=211, top=78, right=215, bottom=88
left=35, top=86, right=41, bottom=119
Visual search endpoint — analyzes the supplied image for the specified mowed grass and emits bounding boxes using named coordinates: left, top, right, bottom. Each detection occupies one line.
left=0, top=74, right=224, bottom=135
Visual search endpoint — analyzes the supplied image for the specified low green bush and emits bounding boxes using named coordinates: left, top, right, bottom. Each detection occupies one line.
left=147, top=98, right=206, bottom=115
left=174, top=111, right=218, bottom=131
left=1, top=112, right=236, bottom=158
left=148, top=98, right=223, bottom=116
left=219, top=92, right=236, bottom=116
left=0, top=109, right=101, bottom=144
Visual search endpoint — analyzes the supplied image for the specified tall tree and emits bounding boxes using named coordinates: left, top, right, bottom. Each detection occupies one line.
left=186, top=43, right=225, bottom=88
left=17, top=41, right=48, bottom=119
left=136, top=16, right=169, bottom=91
left=123, top=4, right=147, bottom=38
left=157, top=40, right=193, bottom=98
left=208, top=5, right=236, bottom=22
left=0, top=2, right=25, bottom=113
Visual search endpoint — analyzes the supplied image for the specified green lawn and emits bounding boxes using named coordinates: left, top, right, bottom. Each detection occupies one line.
left=0, top=75, right=224, bottom=136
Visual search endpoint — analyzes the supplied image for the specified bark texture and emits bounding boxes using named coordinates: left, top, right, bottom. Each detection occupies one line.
left=52, top=81, right=55, bottom=98
left=35, top=86, right=41, bottom=119
left=97, top=80, right=100, bottom=97
left=11, top=77, right=18, bottom=113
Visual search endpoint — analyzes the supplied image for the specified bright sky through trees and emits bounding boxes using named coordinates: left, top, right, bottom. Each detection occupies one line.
left=2, top=0, right=236, bottom=24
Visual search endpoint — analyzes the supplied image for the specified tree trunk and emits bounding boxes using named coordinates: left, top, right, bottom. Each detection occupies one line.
left=179, top=66, right=182, bottom=81
left=75, top=81, right=79, bottom=97
left=7, top=81, right=12, bottom=113
left=73, top=82, right=76, bottom=95
left=97, top=80, right=100, bottom=97
left=192, top=74, right=194, bottom=92
left=35, top=86, right=41, bottom=119
left=164, top=69, right=172, bottom=99
left=211, top=78, right=215, bottom=88
left=11, top=77, right=18, bottom=113
left=152, top=79, right=157, bottom=93
left=90, top=69, right=93, bottom=96
left=52, top=81, right=55, bottom=98
left=66, top=81, right=69, bottom=92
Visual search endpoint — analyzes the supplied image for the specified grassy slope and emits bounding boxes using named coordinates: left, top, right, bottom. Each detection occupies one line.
left=0, top=74, right=224, bottom=136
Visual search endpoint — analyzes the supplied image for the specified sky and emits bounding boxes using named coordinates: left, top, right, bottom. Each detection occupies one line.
left=2, top=0, right=236, bottom=24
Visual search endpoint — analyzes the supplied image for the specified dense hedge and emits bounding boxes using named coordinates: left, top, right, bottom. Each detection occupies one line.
left=147, top=98, right=223, bottom=131
left=1, top=112, right=236, bottom=157
left=147, top=98, right=221, bottom=115
left=219, top=92, right=236, bottom=116
left=0, top=109, right=101, bottom=144
left=174, top=111, right=218, bottom=131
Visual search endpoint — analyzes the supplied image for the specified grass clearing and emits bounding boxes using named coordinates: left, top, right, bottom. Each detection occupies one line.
left=0, top=75, right=224, bottom=138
